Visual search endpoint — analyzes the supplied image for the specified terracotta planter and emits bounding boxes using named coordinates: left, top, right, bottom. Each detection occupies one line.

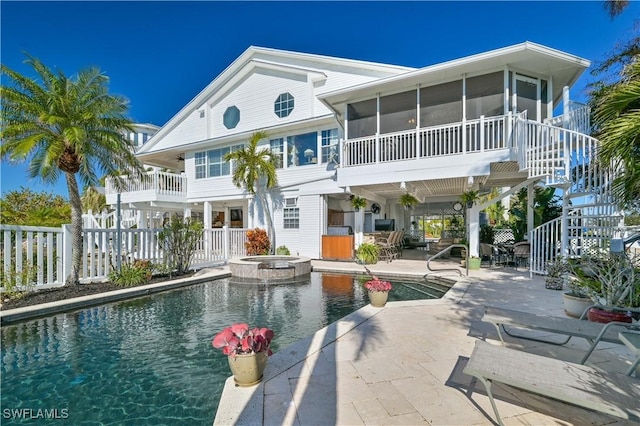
left=368, top=290, right=389, bottom=307
left=227, top=352, right=268, bottom=387
left=587, top=307, right=632, bottom=324
left=562, top=293, right=592, bottom=318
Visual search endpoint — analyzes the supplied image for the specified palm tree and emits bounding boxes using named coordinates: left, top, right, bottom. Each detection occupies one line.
left=592, top=58, right=640, bottom=208
left=603, top=0, right=629, bottom=18
left=1, top=55, right=143, bottom=285
left=223, top=131, right=278, bottom=254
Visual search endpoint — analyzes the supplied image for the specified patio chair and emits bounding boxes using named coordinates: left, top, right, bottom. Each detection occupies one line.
left=479, top=243, right=500, bottom=267
left=376, top=231, right=399, bottom=262
left=482, top=305, right=640, bottom=365
left=463, top=340, right=640, bottom=426
left=512, top=242, right=530, bottom=269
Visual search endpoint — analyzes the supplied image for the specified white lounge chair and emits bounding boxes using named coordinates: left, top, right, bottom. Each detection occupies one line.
left=464, top=340, right=640, bottom=426
left=482, top=305, right=639, bottom=364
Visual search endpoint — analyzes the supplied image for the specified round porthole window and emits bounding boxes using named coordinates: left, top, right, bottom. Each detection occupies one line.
left=223, top=106, right=240, bottom=129
left=274, top=93, right=294, bottom=118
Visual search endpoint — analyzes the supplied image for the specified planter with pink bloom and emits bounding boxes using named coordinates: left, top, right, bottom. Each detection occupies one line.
left=212, top=323, right=274, bottom=386
left=364, top=277, right=393, bottom=307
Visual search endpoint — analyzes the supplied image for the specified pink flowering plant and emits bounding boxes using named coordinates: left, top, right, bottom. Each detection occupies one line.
left=364, top=276, right=393, bottom=292
left=212, top=323, right=274, bottom=357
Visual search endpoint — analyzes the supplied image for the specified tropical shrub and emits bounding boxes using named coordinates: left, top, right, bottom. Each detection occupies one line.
left=158, top=216, right=204, bottom=276
left=570, top=252, right=639, bottom=307
left=108, top=259, right=154, bottom=287
left=356, top=243, right=380, bottom=264
left=275, top=245, right=290, bottom=255
left=479, top=224, right=495, bottom=244
left=245, top=228, right=270, bottom=255
left=0, top=258, right=38, bottom=297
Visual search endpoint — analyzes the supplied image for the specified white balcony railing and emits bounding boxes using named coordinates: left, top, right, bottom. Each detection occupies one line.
left=342, top=115, right=510, bottom=167
left=105, top=170, right=187, bottom=198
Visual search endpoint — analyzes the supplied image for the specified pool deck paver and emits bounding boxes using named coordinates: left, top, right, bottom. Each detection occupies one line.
left=214, top=255, right=639, bottom=426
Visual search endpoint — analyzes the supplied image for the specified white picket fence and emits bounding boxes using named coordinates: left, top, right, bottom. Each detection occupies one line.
left=0, top=224, right=248, bottom=288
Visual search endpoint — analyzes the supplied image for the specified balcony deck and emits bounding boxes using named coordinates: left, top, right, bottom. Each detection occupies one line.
left=105, top=170, right=187, bottom=205
left=342, top=114, right=511, bottom=168
left=338, top=115, right=519, bottom=188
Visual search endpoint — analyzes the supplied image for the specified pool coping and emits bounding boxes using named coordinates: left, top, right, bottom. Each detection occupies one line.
left=213, top=273, right=472, bottom=425
left=0, top=268, right=231, bottom=325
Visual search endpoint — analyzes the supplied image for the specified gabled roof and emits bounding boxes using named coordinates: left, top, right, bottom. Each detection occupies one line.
left=319, top=41, right=591, bottom=113
left=137, top=46, right=414, bottom=155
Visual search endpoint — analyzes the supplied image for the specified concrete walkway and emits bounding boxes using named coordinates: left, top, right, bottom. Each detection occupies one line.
left=214, top=254, right=639, bottom=425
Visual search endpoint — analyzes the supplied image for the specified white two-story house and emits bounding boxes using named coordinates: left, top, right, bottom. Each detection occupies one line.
left=106, top=42, right=620, bottom=271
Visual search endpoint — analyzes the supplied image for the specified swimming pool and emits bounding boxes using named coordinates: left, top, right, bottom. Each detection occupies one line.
left=1, top=272, right=449, bottom=425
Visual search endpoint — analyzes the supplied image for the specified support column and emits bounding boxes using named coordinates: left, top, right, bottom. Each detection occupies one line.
left=224, top=205, right=231, bottom=228
left=184, top=207, right=192, bottom=219
left=354, top=208, right=365, bottom=250
left=561, top=189, right=569, bottom=258
left=527, top=183, right=535, bottom=240
left=468, top=206, right=480, bottom=257
left=562, top=86, right=570, bottom=128
left=501, top=187, right=510, bottom=223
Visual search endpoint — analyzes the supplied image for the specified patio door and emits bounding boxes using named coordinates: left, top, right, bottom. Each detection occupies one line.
left=514, top=74, right=540, bottom=122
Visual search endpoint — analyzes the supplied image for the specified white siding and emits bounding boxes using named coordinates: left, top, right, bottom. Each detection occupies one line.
left=146, top=63, right=392, bottom=154
left=270, top=192, right=325, bottom=258
left=211, top=69, right=312, bottom=139
left=151, top=109, right=206, bottom=152
left=271, top=192, right=298, bottom=256
left=298, top=195, right=324, bottom=258
left=183, top=141, right=340, bottom=201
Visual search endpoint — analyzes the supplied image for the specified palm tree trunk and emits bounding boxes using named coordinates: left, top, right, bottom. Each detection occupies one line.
left=65, top=172, right=83, bottom=286
left=261, top=191, right=275, bottom=254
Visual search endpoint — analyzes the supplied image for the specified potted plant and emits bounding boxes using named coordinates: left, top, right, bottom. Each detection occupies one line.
left=563, top=274, right=594, bottom=318
left=468, top=256, right=481, bottom=270
left=569, top=252, right=639, bottom=323
left=399, top=193, right=419, bottom=210
left=545, top=257, right=570, bottom=290
left=212, top=323, right=274, bottom=386
left=364, top=275, right=393, bottom=307
left=351, top=195, right=367, bottom=212
left=356, top=243, right=380, bottom=264
left=460, top=190, right=479, bottom=208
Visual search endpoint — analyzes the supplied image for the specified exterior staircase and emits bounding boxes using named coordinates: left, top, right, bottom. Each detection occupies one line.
left=82, top=209, right=138, bottom=230
left=522, top=103, right=623, bottom=274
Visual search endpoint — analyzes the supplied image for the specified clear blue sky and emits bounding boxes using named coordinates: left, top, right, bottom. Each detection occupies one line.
left=1, top=1, right=637, bottom=198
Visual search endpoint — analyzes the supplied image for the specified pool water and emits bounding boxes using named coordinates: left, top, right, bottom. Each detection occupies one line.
left=1, top=272, right=449, bottom=425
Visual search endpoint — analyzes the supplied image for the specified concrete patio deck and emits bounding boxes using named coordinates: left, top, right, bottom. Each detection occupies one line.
left=214, top=251, right=639, bottom=425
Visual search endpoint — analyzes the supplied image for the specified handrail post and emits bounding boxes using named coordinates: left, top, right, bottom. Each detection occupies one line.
left=479, top=115, right=485, bottom=152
